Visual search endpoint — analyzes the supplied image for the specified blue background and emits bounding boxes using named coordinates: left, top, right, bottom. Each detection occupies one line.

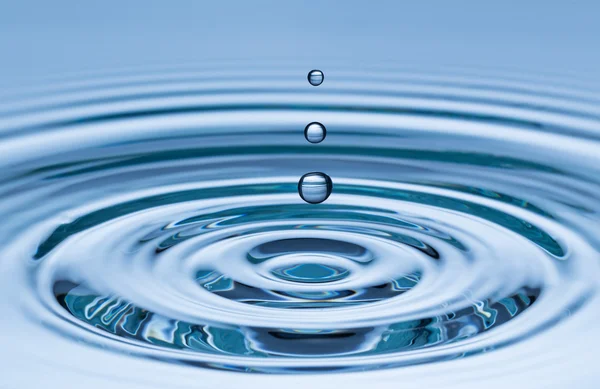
left=1, top=1, right=599, bottom=85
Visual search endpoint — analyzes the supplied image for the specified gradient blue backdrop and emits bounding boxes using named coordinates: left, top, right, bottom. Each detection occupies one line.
left=1, top=1, right=599, bottom=86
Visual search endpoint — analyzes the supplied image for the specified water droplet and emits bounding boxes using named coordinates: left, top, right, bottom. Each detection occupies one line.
left=304, top=122, right=326, bottom=143
left=298, top=172, right=332, bottom=204
left=307, top=69, right=324, bottom=86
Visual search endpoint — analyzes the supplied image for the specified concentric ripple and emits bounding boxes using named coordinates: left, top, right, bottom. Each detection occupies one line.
left=1, top=62, right=600, bottom=384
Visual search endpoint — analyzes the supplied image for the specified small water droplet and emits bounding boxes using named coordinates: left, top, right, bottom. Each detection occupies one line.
left=298, top=172, right=332, bottom=204
left=304, top=122, right=326, bottom=144
left=307, top=69, right=324, bottom=86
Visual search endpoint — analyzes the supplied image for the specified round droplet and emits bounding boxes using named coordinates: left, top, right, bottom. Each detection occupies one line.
left=307, top=69, right=324, bottom=86
left=298, top=172, right=332, bottom=204
left=304, top=122, right=326, bottom=144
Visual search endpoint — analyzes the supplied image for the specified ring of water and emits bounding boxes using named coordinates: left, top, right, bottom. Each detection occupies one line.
left=1, top=63, right=599, bottom=382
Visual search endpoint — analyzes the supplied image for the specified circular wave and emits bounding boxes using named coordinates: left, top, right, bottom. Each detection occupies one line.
left=1, top=62, right=599, bottom=385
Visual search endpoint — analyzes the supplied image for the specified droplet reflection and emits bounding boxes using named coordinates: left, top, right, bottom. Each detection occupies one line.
left=298, top=172, right=333, bottom=204
left=304, top=122, right=327, bottom=143
left=307, top=69, right=324, bottom=86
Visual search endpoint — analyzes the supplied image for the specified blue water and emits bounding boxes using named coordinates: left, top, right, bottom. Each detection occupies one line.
left=2, top=2, right=600, bottom=389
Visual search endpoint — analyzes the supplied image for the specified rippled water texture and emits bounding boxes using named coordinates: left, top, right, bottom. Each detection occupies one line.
left=1, top=63, right=600, bottom=388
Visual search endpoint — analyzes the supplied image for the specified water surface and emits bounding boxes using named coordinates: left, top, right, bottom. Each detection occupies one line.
left=1, top=61, right=600, bottom=388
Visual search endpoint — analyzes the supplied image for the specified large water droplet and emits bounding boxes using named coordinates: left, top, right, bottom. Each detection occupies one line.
left=304, top=122, right=326, bottom=143
left=307, top=69, right=324, bottom=86
left=298, top=172, right=332, bottom=204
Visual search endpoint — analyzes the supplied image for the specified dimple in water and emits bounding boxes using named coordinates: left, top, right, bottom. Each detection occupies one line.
left=298, top=172, right=333, bottom=204
left=304, top=122, right=326, bottom=143
left=271, top=263, right=350, bottom=283
left=307, top=69, right=324, bottom=86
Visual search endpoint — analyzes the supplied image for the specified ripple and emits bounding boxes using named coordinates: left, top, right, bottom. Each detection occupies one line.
left=1, top=63, right=599, bottom=384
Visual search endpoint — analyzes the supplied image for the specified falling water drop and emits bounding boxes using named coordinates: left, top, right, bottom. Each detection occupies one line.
left=307, top=69, right=324, bottom=86
left=298, top=172, right=333, bottom=204
left=304, top=122, right=327, bottom=143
